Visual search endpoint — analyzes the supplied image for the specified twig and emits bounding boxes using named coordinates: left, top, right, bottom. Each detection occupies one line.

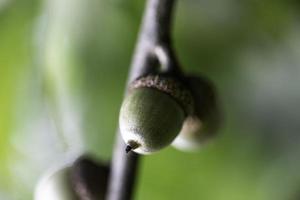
left=106, top=1, right=178, bottom=200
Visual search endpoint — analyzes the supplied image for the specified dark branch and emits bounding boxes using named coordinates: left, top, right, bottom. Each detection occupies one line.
left=128, top=0, right=181, bottom=82
left=106, top=1, right=178, bottom=200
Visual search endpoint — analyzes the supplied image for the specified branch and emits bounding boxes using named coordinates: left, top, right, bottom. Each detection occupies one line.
left=106, top=1, right=178, bottom=200
left=128, top=0, right=181, bottom=81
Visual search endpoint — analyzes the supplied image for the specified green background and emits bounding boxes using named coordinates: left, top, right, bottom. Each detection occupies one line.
left=1, top=0, right=300, bottom=199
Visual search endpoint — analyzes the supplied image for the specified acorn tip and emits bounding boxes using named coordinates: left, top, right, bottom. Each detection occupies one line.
left=125, top=145, right=132, bottom=153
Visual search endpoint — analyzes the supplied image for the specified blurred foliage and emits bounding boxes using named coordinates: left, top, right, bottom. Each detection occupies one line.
left=1, top=0, right=300, bottom=199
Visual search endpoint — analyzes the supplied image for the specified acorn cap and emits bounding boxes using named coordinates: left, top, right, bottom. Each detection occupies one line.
left=129, top=75, right=194, bottom=116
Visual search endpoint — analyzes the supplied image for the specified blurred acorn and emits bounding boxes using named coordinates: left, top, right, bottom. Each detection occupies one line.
left=35, top=163, right=78, bottom=200
left=35, top=156, right=109, bottom=200
left=119, top=75, right=194, bottom=154
left=172, top=75, right=221, bottom=151
left=71, top=156, right=109, bottom=200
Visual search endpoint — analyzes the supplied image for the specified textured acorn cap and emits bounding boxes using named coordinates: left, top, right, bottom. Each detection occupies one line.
left=119, top=86, right=186, bottom=154
left=130, top=75, right=194, bottom=116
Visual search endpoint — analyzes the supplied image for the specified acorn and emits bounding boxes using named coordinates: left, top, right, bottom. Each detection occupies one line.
left=71, top=156, right=109, bottom=200
left=119, top=75, right=194, bottom=154
left=172, top=75, right=221, bottom=151
left=35, top=156, right=109, bottom=200
left=35, top=163, right=79, bottom=200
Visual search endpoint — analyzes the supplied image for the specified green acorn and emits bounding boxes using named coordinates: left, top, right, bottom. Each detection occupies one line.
left=119, top=75, right=194, bottom=154
left=172, top=75, right=221, bottom=151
